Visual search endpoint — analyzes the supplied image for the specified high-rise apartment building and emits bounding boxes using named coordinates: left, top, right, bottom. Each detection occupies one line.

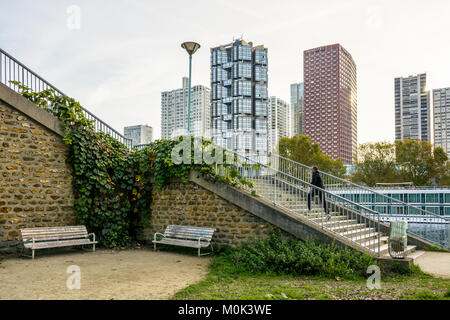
left=161, top=77, right=211, bottom=139
left=268, top=96, right=291, bottom=153
left=395, top=73, right=431, bottom=142
left=211, top=39, right=268, bottom=157
left=290, top=83, right=304, bottom=137
left=124, top=125, right=153, bottom=147
left=434, top=87, right=450, bottom=156
left=303, top=44, right=357, bottom=164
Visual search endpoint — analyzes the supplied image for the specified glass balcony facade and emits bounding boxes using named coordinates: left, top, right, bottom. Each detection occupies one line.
left=211, top=39, right=268, bottom=156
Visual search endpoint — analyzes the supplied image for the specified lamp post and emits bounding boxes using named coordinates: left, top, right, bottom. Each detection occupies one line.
left=181, top=41, right=200, bottom=136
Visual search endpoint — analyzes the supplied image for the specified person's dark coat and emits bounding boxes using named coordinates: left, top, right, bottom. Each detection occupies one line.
left=311, top=171, right=324, bottom=190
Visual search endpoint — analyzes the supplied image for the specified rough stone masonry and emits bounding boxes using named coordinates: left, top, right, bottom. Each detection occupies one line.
left=0, top=84, right=275, bottom=250
left=0, top=98, right=76, bottom=245
left=146, top=181, right=272, bottom=247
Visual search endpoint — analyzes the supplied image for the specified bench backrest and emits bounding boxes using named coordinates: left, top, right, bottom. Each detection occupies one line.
left=164, top=225, right=215, bottom=241
left=20, top=226, right=89, bottom=242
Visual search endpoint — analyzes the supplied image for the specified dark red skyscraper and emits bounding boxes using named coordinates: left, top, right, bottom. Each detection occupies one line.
left=303, top=44, right=357, bottom=164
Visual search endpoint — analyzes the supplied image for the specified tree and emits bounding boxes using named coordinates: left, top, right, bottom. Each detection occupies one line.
left=350, top=142, right=400, bottom=187
left=278, top=135, right=347, bottom=177
left=395, top=139, right=448, bottom=186
left=436, top=162, right=450, bottom=186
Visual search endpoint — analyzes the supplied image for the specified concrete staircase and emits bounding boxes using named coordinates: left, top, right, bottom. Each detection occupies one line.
left=253, top=179, right=418, bottom=258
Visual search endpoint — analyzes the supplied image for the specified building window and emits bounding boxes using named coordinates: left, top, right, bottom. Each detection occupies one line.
left=255, top=66, right=267, bottom=82
left=254, top=49, right=267, bottom=65
left=255, top=84, right=268, bottom=99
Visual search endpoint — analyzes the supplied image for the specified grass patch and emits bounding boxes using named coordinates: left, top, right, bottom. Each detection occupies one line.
left=400, top=289, right=450, bottom=300
left=172, top=232, right=450, bottom=300
left=425, top=245, right=450, bottom=253
left=445, top=288, right=450, bottom=298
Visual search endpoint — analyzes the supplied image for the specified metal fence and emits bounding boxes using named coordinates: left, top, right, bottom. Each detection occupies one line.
left=214, top=151, right=383, bottom=257
left=112, top=141, right=450, bottom=249
left=0, top=47, right=133, bottom=148
left=269, top=153, right=450, bottom=248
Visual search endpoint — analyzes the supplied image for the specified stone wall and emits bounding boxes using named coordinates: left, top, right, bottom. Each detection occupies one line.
left=0, top=98, right=76, bottom=246
left=146, top=180, right=274, bottom=247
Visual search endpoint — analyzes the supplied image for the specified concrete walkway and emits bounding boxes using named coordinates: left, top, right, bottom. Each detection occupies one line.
left=414, top=251, right=450, bottom=279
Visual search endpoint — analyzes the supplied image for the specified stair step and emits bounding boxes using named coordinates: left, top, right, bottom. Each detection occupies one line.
left=408, top=249, right=425, bottom=260
left=361, top=236, right=389, bottom=249
left=379, top=244, right=389, bottom=255
left=301, top=213, right=340, bottom=220
left=310, top=216, right=350, bottom=223
left=328, top=223, right=366, bottom=233
left=255, top=178, right=421, bottom=259
left=345, top=230, right=379, bottom=244
left=381, top=245, right=417, bottom=258
left=340, top=226, right=376, bottom=237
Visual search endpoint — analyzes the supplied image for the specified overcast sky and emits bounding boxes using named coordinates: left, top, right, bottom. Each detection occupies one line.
left=1, top=0, right=450, bottom=143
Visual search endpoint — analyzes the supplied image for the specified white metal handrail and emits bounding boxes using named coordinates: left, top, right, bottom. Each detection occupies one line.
left=269, top=153, right=450, bottom=223
left=132, top=141, right=450, bottom=249
left=214, top=151, right=383, bottom=256
left=0, top=47, right=133, bottom=148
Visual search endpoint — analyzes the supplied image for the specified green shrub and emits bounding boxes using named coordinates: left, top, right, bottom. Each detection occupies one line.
left=445, top=288, right=450, bottom=298
left=425, top=245, right=449, bottom=253
left=219, top=231, right=374, bottom=279
left=389, top=262, right=413, bottom=276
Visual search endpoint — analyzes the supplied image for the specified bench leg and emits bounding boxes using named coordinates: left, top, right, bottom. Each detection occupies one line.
left=197, top=244, right=214, bottom=257
left=32, top=249, right=35, bottom=260
left=93, top=243, right=96, bottom=253
left=154, top=242, right=157, bottom=251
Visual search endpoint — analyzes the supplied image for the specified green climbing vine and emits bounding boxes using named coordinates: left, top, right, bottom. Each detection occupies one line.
left=13, top=82, right=253, bottom=248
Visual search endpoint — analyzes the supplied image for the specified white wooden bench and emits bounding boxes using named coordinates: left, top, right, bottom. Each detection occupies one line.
left=20, top=226, right=97, bottom=259
left=153, top=225, right=216, bottom=256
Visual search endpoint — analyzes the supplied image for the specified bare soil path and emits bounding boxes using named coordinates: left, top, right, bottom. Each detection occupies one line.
left=0, top=248, right=211, bottom=300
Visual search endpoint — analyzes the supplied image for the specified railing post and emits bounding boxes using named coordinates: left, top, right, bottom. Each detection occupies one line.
left=378, top=212, right=381, bottom=257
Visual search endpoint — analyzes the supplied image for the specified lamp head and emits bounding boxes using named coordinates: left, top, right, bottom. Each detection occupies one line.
left=181, top=42, right=201, bottom=56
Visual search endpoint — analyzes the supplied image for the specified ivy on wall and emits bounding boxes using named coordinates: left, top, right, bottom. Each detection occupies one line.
left=13, top=82, right=252, bottom=248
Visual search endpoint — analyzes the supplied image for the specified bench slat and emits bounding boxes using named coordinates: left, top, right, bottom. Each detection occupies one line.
left=154, top=238, right=210, bottom=248
left=21, top=232, right=89, bottom=240
left=21, top=226, right=87, bottom=231
left=21, top=233, right=88, bottom=238
left=166, top=225, right=215, bottom=232
left=164, top=225, right=215, bottom=241
left=164, top=233, right=214, bottom=240
left=165, top=228, right=215, bottom=234
left=21, top=230, right=88, bottom=236
left=24, top=239, right=97, bottom=249
left=20, top=226, right=89, bottom=241
left=164, top=229, right=215, bottom=235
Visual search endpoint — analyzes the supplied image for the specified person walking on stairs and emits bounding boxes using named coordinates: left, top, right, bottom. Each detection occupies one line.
left=307, top=166, right=330, bottom=220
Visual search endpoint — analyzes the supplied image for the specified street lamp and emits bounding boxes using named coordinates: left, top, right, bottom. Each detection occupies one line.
left=181, top=41, right=200, bottom=136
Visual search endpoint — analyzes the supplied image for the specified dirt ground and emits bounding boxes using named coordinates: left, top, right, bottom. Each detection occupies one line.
left=0, top=247, right=211, bottom=300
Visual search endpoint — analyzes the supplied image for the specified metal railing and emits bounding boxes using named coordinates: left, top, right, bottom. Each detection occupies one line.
left=214, top=151, right=383, bottom=257
left=133, top=144, right=151, bottom=150
left=269, top=153, right=450, bottom=248
left=0, top=47, right=133, bottom=148
left=123, top=142, right=450, bottom=249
